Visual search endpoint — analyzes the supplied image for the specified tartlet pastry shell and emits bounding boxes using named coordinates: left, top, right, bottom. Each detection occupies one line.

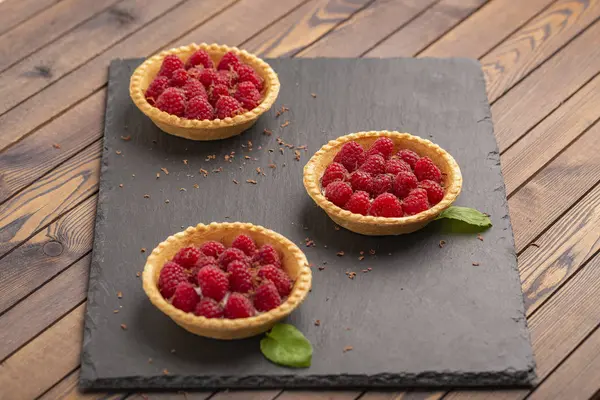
left=130, top=43, right=280, bottom=141
left=143, top=222, right=312, bottom=339
left=303, top=131, right=463, bottom=236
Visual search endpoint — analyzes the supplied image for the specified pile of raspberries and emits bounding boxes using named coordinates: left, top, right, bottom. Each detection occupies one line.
left=158, top=235, right=293, bottom=319
left=321, top=137, right=445, bottom=217
left=145, top=50, right=265, bottom=120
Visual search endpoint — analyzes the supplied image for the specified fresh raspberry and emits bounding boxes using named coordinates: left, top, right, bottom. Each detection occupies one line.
left=215, top=96, right=244, bottom=119
left=224, top=293, right=255, bottom=319
left=344, top=191, right=371, bottom=215
left=359, top=154, right=386, bottom=175
left=185, top=49, right=214, bottom=69
left=397, top=149, right=420, bottom=169
left=231, top=234, right=256, bottom=256
left=349, top=170, right=373, bottom=193
left=419, top=180, right=444, bottom=205
left=173, top=246, right=203, bottom=269
left=197, top=265, right=229, bottom=301
left=145, top=76, right=169, bottom=105
left=195, top=298, right=223, bottom=318
left=158, top=54, right=184, bottom=78
left=414, top=157, right=442, bottom=183
left=217, top=51, right=241, bottom=71
left=227, top=260, right=254, bottom=293
left=155, top=88, right=186, bottom=117
left=185, top=96, right=214, bottom=120
left=325, top=180, right=353, bottom=208
left=218, top=70, right=238, bottom=88
left=333, top=141, right=366, bottom=172
left=169, top=68, right=189, bottom=87
left=198, top=68, right=222, bottom=88
left=218, top=247, right=248, bottom=269
left=236, top=64, right=264, bottom=91
left=188, top=256, right=219, bottom=283
left=187, top=66, right=204, bottom=80
left=182, top=79, right=207, bottom=100
left=385, top=158, right=411, bottom=175
left=393, top=171, right=418, bottom=199
left=369, top=193, right=403, bottom=217
left=321, top=162, right=348, bottom=188
left=370, top=174, right=393, bottom=196
left=254, top=282, right=282, bottom=312
left=158, top=261, right=187, bottom=299
left=258, top=264, right=291, bottom=297
left=402, top=189, right=430, bottom=215
left=367, top=137, right=394, bottom=159
left=252, top=244, right=281, bottom=268
left=208, top=84, right=231, bottom=107
left=234, top=81, right=261, bottom=110
left=171, top=282, right=199, bottom=313
left=200, top=241, right=226, bottom=258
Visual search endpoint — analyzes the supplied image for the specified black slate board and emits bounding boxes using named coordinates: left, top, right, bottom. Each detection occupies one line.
left=80, top=58, right=536, bottom=391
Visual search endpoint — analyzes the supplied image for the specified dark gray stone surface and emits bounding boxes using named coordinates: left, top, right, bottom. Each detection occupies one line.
left=80, top=58, right=536, bottom=391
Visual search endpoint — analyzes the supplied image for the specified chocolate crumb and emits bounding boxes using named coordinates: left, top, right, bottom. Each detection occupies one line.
left=256, top=167, right=262, bottom=174
left=199, top=169, right=208, bottom=177
left=359, top=251, right=364, bottom=255
left=279, top=148, right=284, bottom=155
left=233, top=179, right=239, bottom=184
left=120, top=324, right=127, bottom=330
left=179, top=188, right=187, bottom=192
left=117, top=292, right=123, bottom=298
left=160, top=167, right=169, bottom=175
left=477, top=234, right=484, bottom=241
left=156, top=172, right=160, bottom=179
left=439, top=240, right=446, bottom=248
left=246, top=179, right=257, bottom=184
left=368, top=267, right=372, bottom=271
left=334, top=226, right=340, bottom=231
left=358, top=256, right=364, bottom=261
left=343, top=346, right=353, bottom=353
left=136, top=272, right=141, bottom=277
left=346, top=271, right=356, bottom=279
left=294, top=151, right=301, bottom=161
left=116, top=150, right=122, bottom=155
left=263, top=129, right=273, bottom=136
left=183, top=159, right=188, bottom=165
left=314, top=320, right=321, bottom=326
left=163, top=369, right=169, bottom=375
left=362, top=269, right=368, bottom=273
left=121, top=135, right=131, bottom=141
left=337, top=251, right=345, bottom=257
left=369, top=249, right=376, bottom=255
left=143, top=194, right=150, bottom=199
left=212, top=167, right=223, bottom=173
left=472, top=262, right=480, bottom=266
left=165, top=199, right=170, bottom=204
left=113, top=309, right=119, bottom=314
left=318, top=266, right=325, bottom=271
left=193, top=184, right=199, bottom=189
left=311, top=93, right=317, bottom=98
left=119, top=184, right=123, bottom=188
left=140, top=248, right=146, bottom=253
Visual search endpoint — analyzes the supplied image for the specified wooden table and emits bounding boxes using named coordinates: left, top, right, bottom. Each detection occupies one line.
left=0, top=0, right=599, bottom=399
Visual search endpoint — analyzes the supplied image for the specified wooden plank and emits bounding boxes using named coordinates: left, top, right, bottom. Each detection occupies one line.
left=501, top=75, right=600, bottom=194
left=0, top=0, right=118, bottom=73
left=419, top=0, right=555, bottom=58
left=38, top=369, right=123, bottom=399
left=0, top=303, right=86, bottom=400
left=0, top=0, right=237, bottom=151
left=509, top=121, right=600, bottom=251
left=209, top=391, right=281, bottom=400
left=518, top=183, right=600, bottom=316
left=296, top=0, right=438, bottom=57
left=364, top=0, right=487, bottom=58
left=492, top=19, right=600, bottom=152
left=128, top=392, right=211, bottom=399
left=0, top=253, right=89, bottom=362
left=0, top=195, right=96, bottom=314
left=0, top=0, right=184, bottom=116
left=482, top=0, right=600, bottom=102
left=0, top=142, right=101, bottom=255
left=529, top=325, right=600, bottom=400
left=0, top=0, right=62, bottom=37
left=242, top=0, right=373, bottom=58
left=274, top=392, right=361, bottom=400
left=352, top=392, right=444, bottom=400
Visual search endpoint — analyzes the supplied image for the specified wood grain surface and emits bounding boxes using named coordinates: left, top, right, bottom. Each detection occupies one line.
left=0, top=0, right=599, bottom=398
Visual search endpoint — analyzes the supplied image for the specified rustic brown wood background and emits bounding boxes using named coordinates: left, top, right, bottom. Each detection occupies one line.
left=0, top=0, right=599, bottom=399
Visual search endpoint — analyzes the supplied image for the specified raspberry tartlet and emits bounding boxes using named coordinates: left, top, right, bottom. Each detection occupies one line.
left=130, top=43, right=280, bottom=140
left=143, top=223, right=311, bottom=339
left=304, top=131, right=462, bottom=235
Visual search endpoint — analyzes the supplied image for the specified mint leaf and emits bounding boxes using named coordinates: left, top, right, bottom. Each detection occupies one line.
left=436, top=206, right=492, bottom=232
left=260, top=323, right=312, bottom=368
